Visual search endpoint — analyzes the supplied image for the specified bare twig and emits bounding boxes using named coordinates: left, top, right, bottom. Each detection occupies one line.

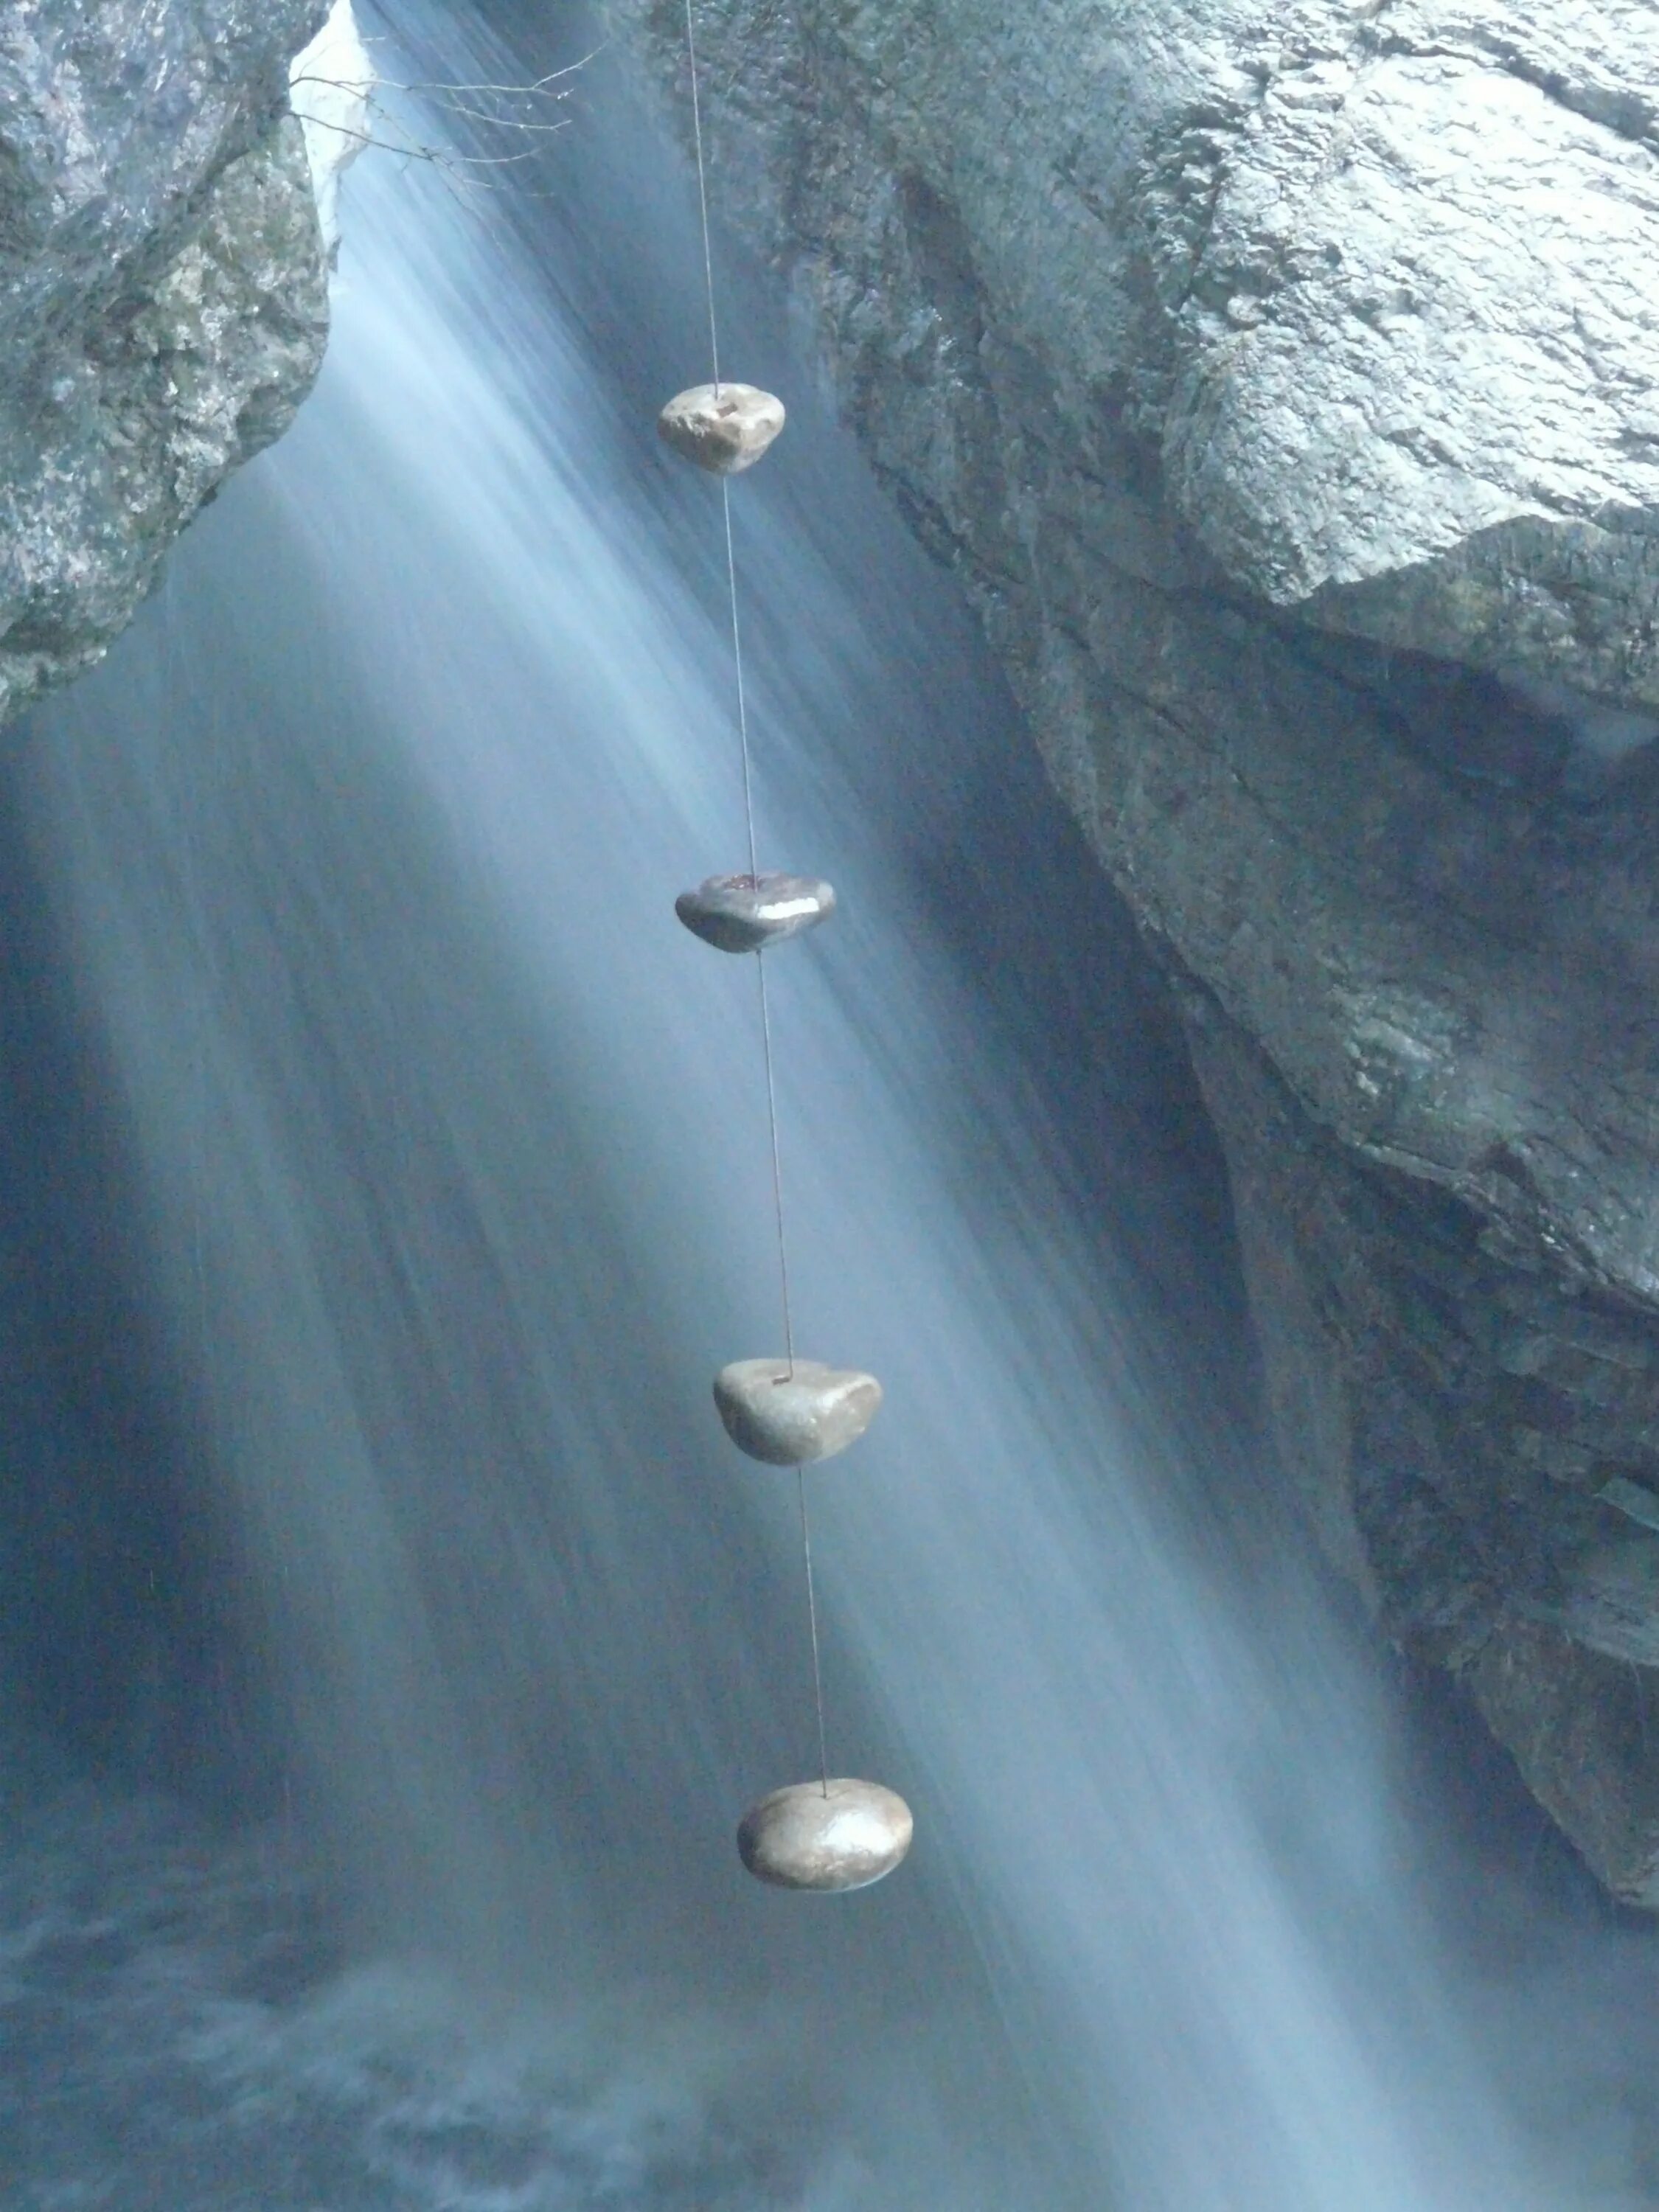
left=289, top=42, right=601, bottom=198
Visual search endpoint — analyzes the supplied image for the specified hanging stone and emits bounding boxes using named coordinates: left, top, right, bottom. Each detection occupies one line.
left=675, top=872, right=835, bottom=956
left=658, top=383, right=786, bottom=475
left=738, top=1778, right=914, bottom=1892
left=714, top=1358, right=881, bottom=1467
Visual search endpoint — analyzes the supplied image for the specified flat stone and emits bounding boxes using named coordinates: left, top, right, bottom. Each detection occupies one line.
left=714, top=1358, right=881, bottom=1466
left=737, top=1778, right=914, bottom=1891
left=658, top=383, right=785, bottom=474
left=675, top=872, right=835, bottom=954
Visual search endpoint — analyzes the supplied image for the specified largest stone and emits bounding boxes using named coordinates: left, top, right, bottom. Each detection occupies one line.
left=611, top=0, right=1659, bottom=1902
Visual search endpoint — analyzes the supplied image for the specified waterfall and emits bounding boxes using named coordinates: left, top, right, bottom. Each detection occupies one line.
left=8, top=5, right=1659, bottom=2205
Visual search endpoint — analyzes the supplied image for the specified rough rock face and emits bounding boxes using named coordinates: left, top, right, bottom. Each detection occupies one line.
left=0, top=0, right=333, bottom=726
left=613, top=0, right=1659, bottom=1899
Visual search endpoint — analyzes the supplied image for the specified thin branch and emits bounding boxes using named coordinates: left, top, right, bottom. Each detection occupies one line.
left=289, top=43, right=601, bottom=198
left=299, top=113, right=563, bottom=164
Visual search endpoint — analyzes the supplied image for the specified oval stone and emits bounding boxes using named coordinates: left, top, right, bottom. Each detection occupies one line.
left=714, top=1358, right=882, bottom=1467
left=658, top=383, right=786, bottom=474
left=675, top=872, right=836, bottom=955
left=739, top=1778, right=914, bottom=1892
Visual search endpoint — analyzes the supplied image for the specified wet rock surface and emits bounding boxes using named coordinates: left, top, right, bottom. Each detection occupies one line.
left=612, top=0, right=1659, bottom=1891
left=1182, top=985, right=1659, bottom=1903
left=658, top=382, right=786, bottom=473
left=0, top=0, right=333, bottom=727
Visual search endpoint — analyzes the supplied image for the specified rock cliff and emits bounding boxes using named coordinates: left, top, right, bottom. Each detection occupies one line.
left=613, top=0, right=1659, bottom=1899
left=0, top=0, right=335, bottom=726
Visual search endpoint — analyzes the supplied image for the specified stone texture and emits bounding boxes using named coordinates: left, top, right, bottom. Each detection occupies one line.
left=737, top=1777, right=914, bottom=1891
left=0, top=0, right=333, bottom=728
left=658, top=381, right=786, bottom=473
left=611, top=0, right=1659, bottom=1894
left=714, top=1358, right=883, bottom=1467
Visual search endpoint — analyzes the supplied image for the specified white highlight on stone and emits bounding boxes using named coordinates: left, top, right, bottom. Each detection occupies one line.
left=713, top=1357, right=881, bottom=1466
left=737, top=1777, right=914, bottom=1891
left=675, top=872, right=835, bottom=953
left=290, top=0, right=374, bottom=260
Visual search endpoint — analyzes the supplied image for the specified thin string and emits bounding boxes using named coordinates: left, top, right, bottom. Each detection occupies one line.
left=682, top=0, right=825, bottom=1795
left=683, top=0, right=721, bottom=394
left=757, top=954, right=795, bottom=1371
left=678, top=11, right=786, bottom=1364
left=723, top=481, right=759, bottom=883
left=798, top=1467, right=830, bottom=1795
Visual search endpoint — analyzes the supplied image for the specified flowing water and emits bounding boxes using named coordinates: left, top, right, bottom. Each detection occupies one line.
left=4, top=7, right=1659, bottom=2206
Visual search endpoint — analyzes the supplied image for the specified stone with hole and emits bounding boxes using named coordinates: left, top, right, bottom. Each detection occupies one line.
left=658, top=383, right=785, bottom=473
left=713, top=1358, right=881, bottom=1466
left=675, top=872, right=835, bottom=954
left=738, top=1777, right=914, bottom=1891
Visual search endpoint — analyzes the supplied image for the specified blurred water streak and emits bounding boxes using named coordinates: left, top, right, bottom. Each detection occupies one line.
left=10, top=9, right=1659, bottom=2206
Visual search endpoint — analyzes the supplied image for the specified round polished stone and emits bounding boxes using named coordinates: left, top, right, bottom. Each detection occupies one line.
left=675, top=872, right=836, bottom=955
left=658, top=383, right=786, bottom=474
left=714, top=1358, right=882, bottom=1467
left=738, top=1778, right=914, bottom=1892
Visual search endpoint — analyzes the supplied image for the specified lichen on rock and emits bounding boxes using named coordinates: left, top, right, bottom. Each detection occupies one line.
left=0, top=0, right=335, bottom=726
